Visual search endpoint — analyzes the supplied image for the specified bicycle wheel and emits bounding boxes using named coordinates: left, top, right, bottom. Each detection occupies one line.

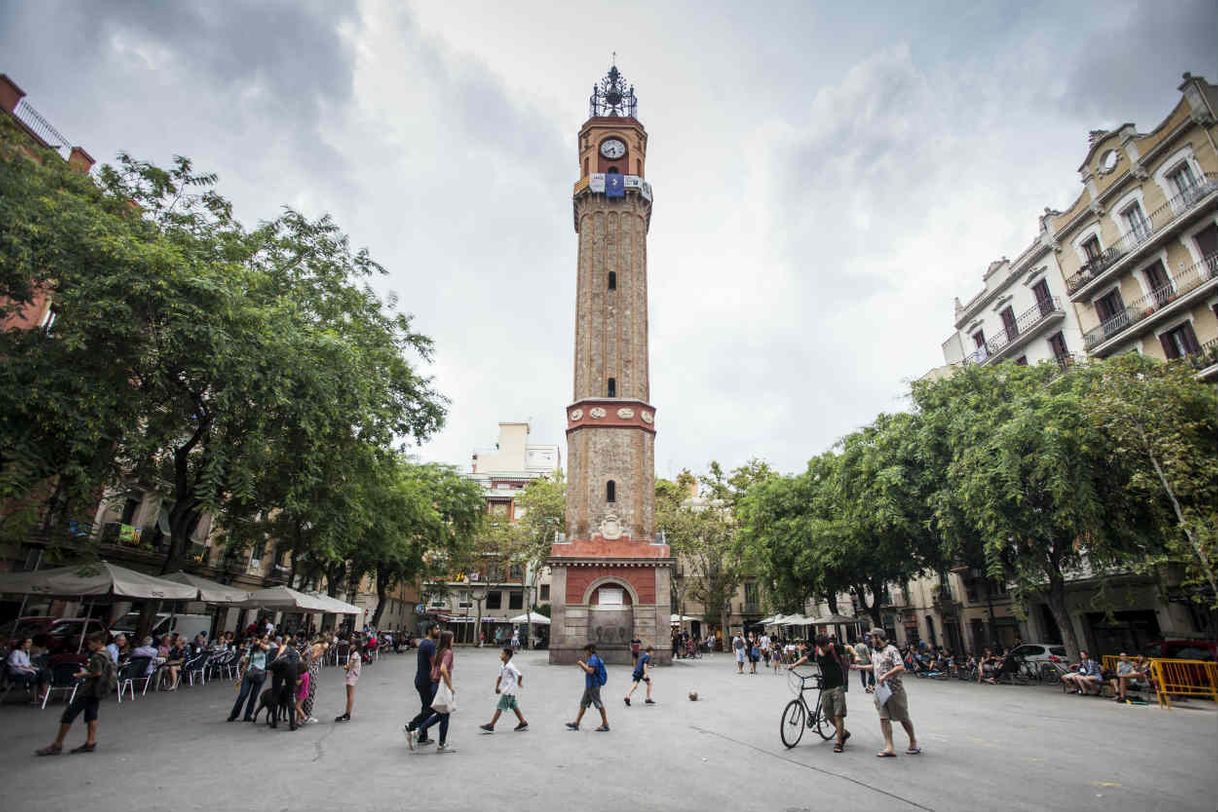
left=811, top=698, right=835, bottom=740
left=780, top=699, right=806, bottom=748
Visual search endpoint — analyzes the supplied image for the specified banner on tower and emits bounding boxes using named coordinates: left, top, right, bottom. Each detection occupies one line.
left=589, top=173, right=606, bottom=193
left=624, top=175, right=642, bottom=189
left=606, top=173, right=625, bottom=198
left=641, top=181, right=653, bottom=201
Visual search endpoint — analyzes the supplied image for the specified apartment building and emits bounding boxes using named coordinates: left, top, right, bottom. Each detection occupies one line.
left=942, top=218, right=1082, bottom=369
left=1053, top=72, right=1218, bottom=378
left=424, top=422, right=561, bottom=644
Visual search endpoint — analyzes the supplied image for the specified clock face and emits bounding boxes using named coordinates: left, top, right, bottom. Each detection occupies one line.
left=600, top=138, right=626, bottom=159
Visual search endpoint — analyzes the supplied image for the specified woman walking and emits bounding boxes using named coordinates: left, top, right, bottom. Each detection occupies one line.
left=228, top=634, right=270, bottom=722
left=411, top=631, right=456, bottom=752
left=301, top=635, right=328, bottom=724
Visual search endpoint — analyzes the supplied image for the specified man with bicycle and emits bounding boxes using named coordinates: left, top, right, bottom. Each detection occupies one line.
left=790, top=634, right=851, bottom=753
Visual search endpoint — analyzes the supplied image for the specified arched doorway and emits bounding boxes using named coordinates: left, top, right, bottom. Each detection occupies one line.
left=587, top=580, right=634, bottom=652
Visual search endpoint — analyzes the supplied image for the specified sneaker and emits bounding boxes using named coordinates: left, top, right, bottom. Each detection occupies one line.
left=405, top=727, right=415, bottom=750
left=479, top=723, right=494, bottom=733
left=644, top=699, right=655, bottom=705
left=436, top=742, right=452, bottom=753
left=306, top=717, right=319, bottom=724
left=595, top=725, right=610, bottom=732
left=514, top=722, right=529, bottom=731
left=417, top=737, right=435, bottom=747
left=565, top=722, right=579, bottom=731
left=623, top=697, right=631, bottom=707
left=334, top=713, right=349, bottom=723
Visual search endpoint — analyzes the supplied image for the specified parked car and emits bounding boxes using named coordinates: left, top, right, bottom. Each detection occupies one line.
left=1144, top=639, right=1216, bottom=662
left=109, top=612, right=212, bottom=642
left=4, top=616, right=108, bottom=655
left=1006, top=642, right=1068, bottom=663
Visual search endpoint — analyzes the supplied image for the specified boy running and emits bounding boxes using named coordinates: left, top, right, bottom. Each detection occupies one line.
left=625, top=645, right=655, bottom=706
left=480, top=648, right=528, bottom=733
left=565, top=643, right=609, bottom=732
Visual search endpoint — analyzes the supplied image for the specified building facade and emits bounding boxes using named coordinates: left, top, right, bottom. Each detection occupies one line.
left=423, top=422, right=560, bottom=645
left=942, top=219, right=1082, bottom=369
left=1053, top=72, right=1218, bottom=377
left=916, top=73, right=1218, bottom=658
left=549, top=65, right=673, bottom=665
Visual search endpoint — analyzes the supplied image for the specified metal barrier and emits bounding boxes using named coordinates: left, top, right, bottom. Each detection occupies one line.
left=1148, top=658, right=1218, bottom=709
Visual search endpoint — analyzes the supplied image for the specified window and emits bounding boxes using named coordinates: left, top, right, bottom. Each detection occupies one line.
left=486, top=591, right=502, bottom=610
left=999, top=306, right=1017, bottom=340
left=1121, top=202, right=1151, bottom=243
left=1094, top=289, right=1126, bottom=329
left=1159, top=322, right=1201, bottom=360
left=744, top=582, right=759, bottom=607
left=1081, top=235, right=1103, bottom=264
left=1142, top=261, right=1173, bottom=306
left=508, top=591, right=523, bottom=610
left=972, top=329, right=986, bottom=348
left=583, top=157, right=589, bottom=176
left=1167, top=161, right=1199, bottom=200
left=40, top=305, right=59, bottom=335
left=608, top=271, right=616, bottom=290
left=606, top=480, right=616, bottom=503
left=539, top=584, right=550, bottom=601
left=1032, top=279, right=1053, bottom=316
left=1047, top=331, right=1069, bottom=364
left=607, top=377, right=616, bottom=397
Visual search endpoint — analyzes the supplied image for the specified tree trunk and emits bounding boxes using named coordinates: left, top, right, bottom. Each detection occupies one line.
left=1044, top=573, right=1080, bottom=662
left=826, top=592, right=840, bottom=615
left=370, top=568, right=390, bottom=628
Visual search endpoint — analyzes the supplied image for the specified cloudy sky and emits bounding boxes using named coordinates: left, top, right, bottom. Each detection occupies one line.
left=3, top=0, right=1215, bottom=477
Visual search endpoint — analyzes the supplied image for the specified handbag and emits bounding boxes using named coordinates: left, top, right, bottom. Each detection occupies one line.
left=431, top=682, right=457, bottom=714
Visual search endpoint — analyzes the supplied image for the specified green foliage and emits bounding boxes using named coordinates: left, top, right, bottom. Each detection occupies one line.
left=0, top=119, right=453, bottom=588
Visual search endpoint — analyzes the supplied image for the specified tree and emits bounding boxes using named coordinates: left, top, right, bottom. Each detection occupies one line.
left=660, top=460, right=774, bottom=636
left=1083, top=354, right=1218, bottom=604
left=912, top=361, right=1164, bottom=659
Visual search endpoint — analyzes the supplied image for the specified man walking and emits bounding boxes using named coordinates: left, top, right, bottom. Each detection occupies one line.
left=855, top=628, right=919, bottom=757
left=791, top=634, right=850, bottom=752
left=404, top=623, right=440, bottom=747
left=565, top=643, right=609, bottom=732
left=732, top=633, right=746, bottom=674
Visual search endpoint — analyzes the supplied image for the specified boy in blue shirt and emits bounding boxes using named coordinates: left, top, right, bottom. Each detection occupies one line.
left=565, top=643, right=610, bottom=732
left=624, top=645, right=654, bottom=706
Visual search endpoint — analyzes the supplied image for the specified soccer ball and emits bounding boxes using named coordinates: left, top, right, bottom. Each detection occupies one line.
left=688, top=691, right=699, bottom=701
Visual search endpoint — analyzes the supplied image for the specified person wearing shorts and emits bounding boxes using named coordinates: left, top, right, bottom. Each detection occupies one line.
left=36, top=632, right=111, bottom=756
left=857, top=628, right=919, bottom=758
left=791, top=634, right=851, bottom=752
left=566, top=643, right=609, bottom=732
left=625, top=645, right=654, bottom=706
left=480, top=647, right=528, bottom=732
left=732, top=634, right=746, bottom=673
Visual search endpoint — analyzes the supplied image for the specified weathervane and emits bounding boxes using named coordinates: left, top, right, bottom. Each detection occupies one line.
left=589, top=57, right=637, bottom=118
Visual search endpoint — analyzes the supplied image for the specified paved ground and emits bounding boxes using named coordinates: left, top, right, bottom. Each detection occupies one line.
left=2, top=649, right=1215, bottom=811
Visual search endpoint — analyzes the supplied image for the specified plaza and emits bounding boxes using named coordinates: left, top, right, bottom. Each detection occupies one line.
left=2, top=648, right=1214, bottom=812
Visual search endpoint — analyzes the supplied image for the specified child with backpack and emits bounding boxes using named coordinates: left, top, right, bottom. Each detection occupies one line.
left=565, top=642, right=609, bottom=732
left=480, top=647, right=529, bottom=733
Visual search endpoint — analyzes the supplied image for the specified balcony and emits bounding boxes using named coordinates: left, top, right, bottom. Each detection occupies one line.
left=1187, top=336, right=1218, bottom=381
left=1083, top=253, right=1218, bottom=353
left=1065, top=173, right=1218, bottom=300
left=963, top=297, right=1066, bottom=365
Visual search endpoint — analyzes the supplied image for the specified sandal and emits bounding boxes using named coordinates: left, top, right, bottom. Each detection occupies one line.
left=906, top=747, right=922, bottom=755
left=876, top=751, right=897, bottom=758
left=833, top=743, right=844, bottom=753
left=35, top=744, right=62, bottom=756
left=70, top=743, right=96, bottom=754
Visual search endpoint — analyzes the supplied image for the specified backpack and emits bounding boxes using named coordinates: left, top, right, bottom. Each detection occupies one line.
left=96, top=655, right=118, bottom=697
left=594, top=657, right=608, bottom=687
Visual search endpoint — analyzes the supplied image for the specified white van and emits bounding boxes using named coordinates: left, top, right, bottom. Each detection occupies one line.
left=111, top=612, right=213, bottom=641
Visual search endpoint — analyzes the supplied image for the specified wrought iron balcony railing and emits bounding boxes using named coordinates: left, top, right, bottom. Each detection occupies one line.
left=963, top=297, right=1065, bottom=365
left=1083, top=253, right=1218, bottom=351
left=11, top=98, right=73, bottom=159
left=1065, top=173, right=1218, bottom=295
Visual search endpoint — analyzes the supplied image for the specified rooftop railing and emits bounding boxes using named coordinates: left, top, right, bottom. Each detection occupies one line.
left=1065, top=173, right=1218, bottom=295
left=11, top=97, right=73, bottom=160
left=1083, top=253, right=1218, bottom=351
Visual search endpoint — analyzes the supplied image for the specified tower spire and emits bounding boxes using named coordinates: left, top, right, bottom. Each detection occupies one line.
left=589, top=61, right=637, bottom=118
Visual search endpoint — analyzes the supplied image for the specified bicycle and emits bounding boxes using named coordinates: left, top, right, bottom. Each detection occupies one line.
left=779, top=667, right=834, bottom=748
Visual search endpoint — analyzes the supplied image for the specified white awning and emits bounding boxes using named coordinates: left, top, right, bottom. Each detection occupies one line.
left=0, top=562, right=198, bottom=601
left=162, top=571, right=250, bottom=604
left=507, top=612, right=550, bottom=625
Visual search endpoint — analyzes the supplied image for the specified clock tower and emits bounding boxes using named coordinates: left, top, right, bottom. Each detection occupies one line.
left=548, top=64, right=673, bottom=666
